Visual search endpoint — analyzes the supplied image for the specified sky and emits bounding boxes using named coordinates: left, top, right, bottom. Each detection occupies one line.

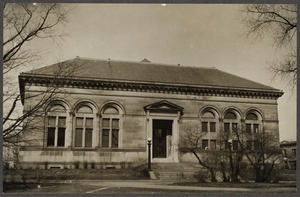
left=24, top=3, right=296, bottom=141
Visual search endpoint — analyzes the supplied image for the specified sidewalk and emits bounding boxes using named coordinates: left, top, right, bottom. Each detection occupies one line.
left=37, top=179, right=296, bottom=193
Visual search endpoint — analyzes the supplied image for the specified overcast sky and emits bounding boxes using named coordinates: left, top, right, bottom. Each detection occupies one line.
left=26, top=3, right=296, bottom=141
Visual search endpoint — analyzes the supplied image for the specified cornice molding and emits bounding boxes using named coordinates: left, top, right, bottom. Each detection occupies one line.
left=19, top=75, right=284, bottom=103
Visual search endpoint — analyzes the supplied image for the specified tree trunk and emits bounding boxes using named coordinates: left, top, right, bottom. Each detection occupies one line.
left=209, top=168, right=217, bottom=182
left=220, top=161, right=229, bottom=182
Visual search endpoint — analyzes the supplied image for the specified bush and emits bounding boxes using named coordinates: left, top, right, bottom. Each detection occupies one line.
left=131, top=164, right=149, bottom=178
left=90, top=162, right=95, bottom=169
left=194, top=170, right=210, bottom=183
left=83, top=161, right=88, bottom=169
left=74, top=161, right=80, bottom=169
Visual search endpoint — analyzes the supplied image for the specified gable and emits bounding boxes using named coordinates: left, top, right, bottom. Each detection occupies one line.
left=144, top=100, right=184, bottom=114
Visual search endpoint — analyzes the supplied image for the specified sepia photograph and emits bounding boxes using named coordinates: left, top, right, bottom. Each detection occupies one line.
left=2, top=1, right=297, bottom=195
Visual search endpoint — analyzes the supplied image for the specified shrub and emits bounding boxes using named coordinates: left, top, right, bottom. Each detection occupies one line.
left=74, top=161, right=80, bottom=169
left=90, top=162, right=96, bottom=169
left=194, top=170, right=210, bottom=183
left=83, top=161, right=88, bottom=169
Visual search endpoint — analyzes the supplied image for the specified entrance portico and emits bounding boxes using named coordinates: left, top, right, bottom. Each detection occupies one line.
left=144, top=100, right=183, bottom=163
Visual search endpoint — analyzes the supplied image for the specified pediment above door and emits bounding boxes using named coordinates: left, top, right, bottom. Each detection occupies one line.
left=144, top=100, right=184, bottom=114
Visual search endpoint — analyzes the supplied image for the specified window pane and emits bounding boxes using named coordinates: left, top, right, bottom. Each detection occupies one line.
left=253, top=124, right=259, bottom=133
left=254, top=140, right=260, bottom=150
left=86, top=118, right=93, bottom=128
left=224, top=123, right=230, bottom=132
left=246, top=113, right=258, bottom=120
left=224, top=112, right=236, bottom=119
left=210, top=122, right=216, bottom=132
left=210, top=140, right=216, bottom=150
left=58, top=117, right=66, bottom=127
left=77, top=105, right=93, bottom=113
left=85, top=129, right=93, bottom=147
left=232, top=123, right=238, bottom=132
left=112, top=119, right=119, bottom=129
left=112, top=129, right=119, bottom=148
left=57, top=128, right=65, bottom=147
left=246, top=141, right=252, bottom=150
left=103, top=107, right=119, bottom=114
left=47, top=128, right=55, bottom=146
left=75, top=128, right=83, bottom=147
left=202, top=111, right=215, bottom=118
left=202, top=139, right=208, bottom=149
left=49, top=104, right=65, bottom=112
left=233, top=140, right=239, bottom=150
left=102, top=118, right=110, bottom=127
left=246, top=124, right=252, bottom=134
left=202, top=122, right=208, bottom=132
left=225, top=141, right=230, bottom=150
left=48, top=116, right=56, bottom=126
left=102, top=129, right=109, bottom=147
left=76, top=117, right=84, bottom=127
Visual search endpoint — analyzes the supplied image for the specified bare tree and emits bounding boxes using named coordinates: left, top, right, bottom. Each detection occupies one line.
left=241, top=4, right=297, bottom=87
left=179, top=128, right=219, bottom=182
left=3, top=3, right=71, bottom=146
left=243, top=131, right=282, bottom=182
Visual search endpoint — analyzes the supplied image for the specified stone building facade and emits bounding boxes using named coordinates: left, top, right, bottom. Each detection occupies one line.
left=18, top=57, right=283, bottom=169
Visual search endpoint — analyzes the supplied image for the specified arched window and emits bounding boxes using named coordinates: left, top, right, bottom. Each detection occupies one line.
left=245, top=111, right=263, bottom=150
left=245, top=113, right=260, bottom=134
left=223, top=110, right=240, bottom=150
left=201, top=112, right=216, bottom=133
left=101, top=105, right=122, bottom=148
left=224, top=111, right=238, bottom=133
left=75, top=105, right=94, bottom=148
left=200, top=108, right=219, bottom=150
left=46, top=104, right=67, bottom=147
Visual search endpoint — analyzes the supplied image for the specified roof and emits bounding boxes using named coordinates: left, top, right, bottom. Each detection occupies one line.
left=20, top=57, right=282, bottom=92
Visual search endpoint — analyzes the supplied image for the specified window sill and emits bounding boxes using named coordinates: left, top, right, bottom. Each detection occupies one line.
left=72, top=147, right=97, bottom=151
left=43, top=147, right=70, bottom=151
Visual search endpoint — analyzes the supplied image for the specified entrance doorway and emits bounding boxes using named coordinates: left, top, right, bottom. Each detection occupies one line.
left=152, top=120, right=173, bottom=158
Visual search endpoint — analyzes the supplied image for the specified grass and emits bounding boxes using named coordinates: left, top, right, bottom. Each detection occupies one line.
left=3, top=168, right=149, bottom=183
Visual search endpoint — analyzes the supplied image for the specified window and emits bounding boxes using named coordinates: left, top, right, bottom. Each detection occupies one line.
left=232, top=140, right=239, bottom=150
left=246, top=141, right=253, bottom=150
left=202, top=139, right=208, bottom=149
left=46, top=104, right=66, bottom=147
left=200, top=109, right=219, bottom=150
left=101, top=106, right=121, bottom=148
left=254, top=140, right=260, bottom=150
left=224, top=140, right=230, bottom=150
left=210, top=122, right=216, bottom=132
left=253, top=124, right=259, bottom=133
left=210, top=140, right=217, bottom=150
left=223, top=111, right=239, bottom=133
left=75, top=105, right=94, bottom=148
left=224, top=123, right=230, bottom=132
left=202, top=122, right=208, bottom=132
left=201, top=111, right=217, bottom=133
left=246, top=124, right=252, bottom=134
left=245, top=112, right=261, bottom=134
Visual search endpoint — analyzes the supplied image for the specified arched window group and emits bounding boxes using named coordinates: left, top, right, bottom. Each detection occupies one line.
left=200, top=107, right=263, bottom=151
left=45, top=100, right=124, bottom=149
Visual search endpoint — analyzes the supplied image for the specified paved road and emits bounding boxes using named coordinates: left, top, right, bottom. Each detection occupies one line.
left=4, top=180, right=296, bottom=194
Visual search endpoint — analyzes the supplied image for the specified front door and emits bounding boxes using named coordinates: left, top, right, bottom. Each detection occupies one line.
left=152, top=120, right=173, bottom=158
